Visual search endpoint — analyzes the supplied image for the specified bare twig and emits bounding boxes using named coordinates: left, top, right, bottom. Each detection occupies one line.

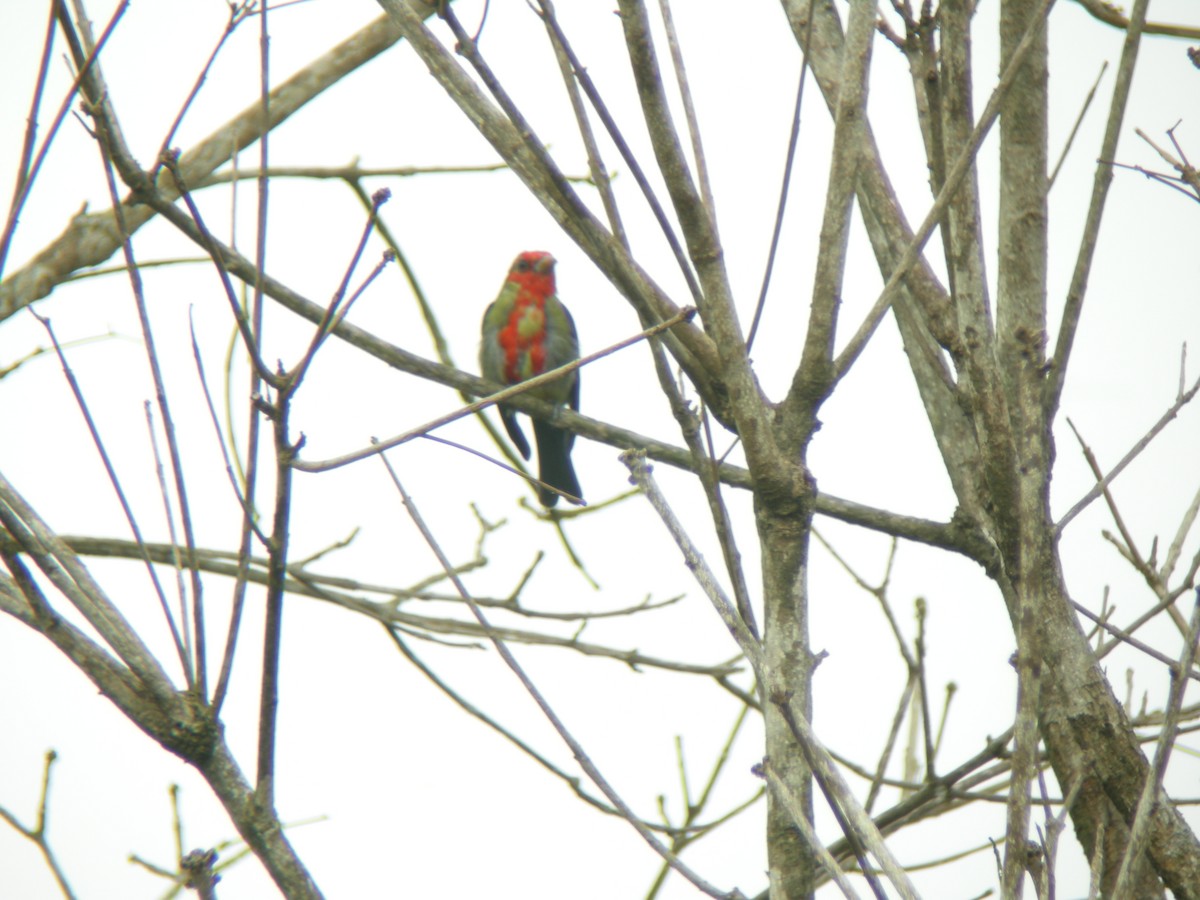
left=61, top=1, right=215, bottom=697
left=1163, top=479, right=1200, bottom=585
left=1067, top=416, right=1190, bottom=636
left=151, top=2, right=256, bottom=176
left=0, top=1, right=129, bottom=282
left=0, top=751, right=77, bottom=900
left=782, top=0, right=875, bottom=430
left=26, top=311, right=191, bottom=683
left=624, top=451, right=921, bottom=900
left=1046, top=0, right=1151, bottom=412
left=529, top=1, right=705, bottom=307
left=162, top=153, right=277, bottom=385
left=762, top=760, right=865, bottom=899
left=646, top=705, right=762, bottom=898
left=289, top=190, right=392, bottom=387
left=747, top=0, right=815, bottom=352
left=1113, top=591, right=1200, bottom=894
left=251, top=0, right=285, bottom=811
left=833, top=0, right=1057, bottom=381
left=1072, top=0, right=1200, bottom=40
left=0, top=531, right=738, bottom=677
left=144, top=399, right=199, bottom=673
left=1057, top=368, right=1200, bottom=533
left=536, top=0, right=627, bottom=246
left=293, top=307, right=696, bottom=473
left=1, top=14, right=410, bottom=321
left=913, top=599, right=938, bottom=779
left=1135, top=126, right=1200, bottom=200
left=1048, top=60, right=1108, bottom=189
left=1, top=2, right=58, bottom=276
left=379, top=452, right=744, bottom=900
left=656, top=0, right=717, bottom=233
left=865, top=675, right=917, bottom=813
left=386, top=629, right=737, bottom=835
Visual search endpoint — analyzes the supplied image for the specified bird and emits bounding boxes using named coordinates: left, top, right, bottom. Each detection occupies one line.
left=480, top=251, right=582, bottom=507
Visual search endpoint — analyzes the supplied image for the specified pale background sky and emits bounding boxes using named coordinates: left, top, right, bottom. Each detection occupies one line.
left=1, top=1, right=1198, bottom=897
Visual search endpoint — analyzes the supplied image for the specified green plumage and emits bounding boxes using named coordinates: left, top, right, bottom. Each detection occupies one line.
left=480, top=252, right=582, bottom=506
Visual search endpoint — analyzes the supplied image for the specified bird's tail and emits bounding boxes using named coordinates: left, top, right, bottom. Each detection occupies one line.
left=533, top=420, right=582, bottom=507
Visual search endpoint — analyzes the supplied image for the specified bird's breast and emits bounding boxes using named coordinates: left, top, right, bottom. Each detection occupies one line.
left=500, top=297, right=548, bottom=381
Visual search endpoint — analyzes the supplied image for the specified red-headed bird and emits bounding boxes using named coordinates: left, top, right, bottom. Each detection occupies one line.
left=480, top=251, right=582, bottom=507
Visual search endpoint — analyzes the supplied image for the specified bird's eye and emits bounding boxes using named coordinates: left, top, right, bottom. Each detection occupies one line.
left=516, top=259, right=530, bottom=271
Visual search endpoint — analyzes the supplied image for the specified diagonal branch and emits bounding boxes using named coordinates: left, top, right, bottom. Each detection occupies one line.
left=0, top=14, right=409, bottom=321
left=624, top=451, right=921, bottom=900
left=1056, top=368, right=1200, bottom=534
left=0, top=471, right=175, bottom=702
left=831, top=0, right=1057, bottom=382
left=781, top=0, right=876, bottom=434
left=382, top=455, right=743, bottom=900
left=614, top=0, right=786, bottom=482
left=1045, top=0, right=1151, bottom=414
left=375, top=0, right=730, bottom=421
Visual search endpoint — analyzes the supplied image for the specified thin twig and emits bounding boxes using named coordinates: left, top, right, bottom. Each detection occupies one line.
left=379, top=453, right=743, bottom=900
left=696, top=404, right=759, bottom=639
left=59, top=2, right=217, bottom=698
left=535, top=0, right=627, bottom=246
left=186, top=312, right=271, bottom=550
left=762, top=760, right=865, bottom=899
left=385, top=629, right=732, bottom=833
left=293, top=307, right=696, bottom=473
left=1045, top=0, right=1150, bottom=411
left=1072, top=601, right=1200, bottom=682
left=646, top=704, right=762, bottom=899
left=624, top=451, right=920, bottom=900
left=289, top=191, right=392, bottom=388
left=1067, top=416, right=1189, bottom=634
left=1057, top=367, right=1200, bottom=533
left=0, top=1, right=130, bottom=281
left=1073, top=0, right=1200, bottom=40
left=1048, top=60, right=1107, bottom=189
left=162, top=154, right=278, bottom=386
left=26, top=310, right=191, bottom=684
left=1163, top=479, right=1200, bottom=585
left=833, top=0, right=1058, bottom=382
left=747, top=0, right=815, bottom=352
left=253, top=0, right=284, bottom=810
left=865, top=675, right=917, bottom=813
left=142, top=402, right=195, bottom=675
left=151, top=2, right=256, bottom=178
left=530, top=1, right=702, bottom=304
left=1135, top=126, right=1200, bottom=200
left=1, top=2, right=57, bottom=274
left=0, top=751, right=77, bottom=900
left=1, top=15, right=410, bottom=322
left=1112, top=591, right=1200, bottom=894
left=656, top=0, right=718, bottom=233
left=914, top=599, right=938, bottom=778
left=782, top=0, right=876, bottom=430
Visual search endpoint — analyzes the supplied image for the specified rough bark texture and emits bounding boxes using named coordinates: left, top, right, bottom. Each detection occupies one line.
left=779, top=0, right=1200, bottom=894
left=5, top=2, right=1199, bottom=897
left=760, top=499, right=817, bottom=898
left=994, top=3, right=1178, bottom=896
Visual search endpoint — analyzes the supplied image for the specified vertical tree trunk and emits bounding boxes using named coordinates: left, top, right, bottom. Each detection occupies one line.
left=995, top=4, right=1183, bottom=895
left=761, top=506, right=816, bottom=899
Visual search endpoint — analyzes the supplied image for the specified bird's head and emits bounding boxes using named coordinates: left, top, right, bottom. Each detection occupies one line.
left=507, top=251, right=557, bottom=294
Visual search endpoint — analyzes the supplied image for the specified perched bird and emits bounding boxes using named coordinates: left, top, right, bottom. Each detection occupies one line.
left=480, top=251, right=582, bottom=507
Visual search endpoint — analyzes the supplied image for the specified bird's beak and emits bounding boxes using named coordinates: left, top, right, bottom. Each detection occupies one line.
left=534, top=255, right=556, bottom=274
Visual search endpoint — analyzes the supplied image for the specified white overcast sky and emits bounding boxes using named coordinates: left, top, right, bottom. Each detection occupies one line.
left=1, top=1, right=1198, bottom=897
